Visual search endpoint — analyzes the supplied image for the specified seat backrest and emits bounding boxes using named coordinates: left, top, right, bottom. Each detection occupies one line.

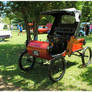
left=55, top=23, right=78, bottom=37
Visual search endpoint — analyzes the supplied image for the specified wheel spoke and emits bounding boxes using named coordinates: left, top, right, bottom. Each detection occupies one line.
left=48, top=56, right=65, bottom=82
left=82, top=47, right=91, bottom=66
left=19, top=50, right=35, bottom=71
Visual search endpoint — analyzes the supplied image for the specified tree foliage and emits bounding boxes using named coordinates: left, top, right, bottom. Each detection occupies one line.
left=2, top=16, right=10, bottom=24
left=0, top=1, right=4, bottom=17
left=3, top=1, right=92, bottom=43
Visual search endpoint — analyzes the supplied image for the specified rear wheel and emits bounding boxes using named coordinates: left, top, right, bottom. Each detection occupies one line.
left=82, top=47, right=92, bottom=66
left=19, top=50, right=36, bottom=71
left=48, top=55, right=66, bottom=82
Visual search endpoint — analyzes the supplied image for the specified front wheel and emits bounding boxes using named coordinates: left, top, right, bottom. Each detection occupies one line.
left=82, top=47, right=92, bottom=66
left=19, top=50, right=36, bottom=71
left=48, top=55, right=66, bottom=82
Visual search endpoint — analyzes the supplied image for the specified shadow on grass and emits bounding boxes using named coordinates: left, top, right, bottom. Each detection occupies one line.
left=66, top=60, right=78, bottom=69
left=0, top=39, right=9, bottom=42
left=86, top=35, right=92, bottom=42
left=0, top=44, right=85, bottom=90
left=80, top=66, right=92, bottom=86
left=82, top=35, right=92, bottom=43
left=0, top=44, right=57, bottom=90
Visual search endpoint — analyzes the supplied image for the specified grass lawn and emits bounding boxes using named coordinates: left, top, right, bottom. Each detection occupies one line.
left=0, top=31, right=92, bottom=91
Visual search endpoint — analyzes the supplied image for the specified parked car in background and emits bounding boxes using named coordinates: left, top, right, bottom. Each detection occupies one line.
left=38, top=25, right=49, bottom=33
left=0, top=31, right=12, bottom=40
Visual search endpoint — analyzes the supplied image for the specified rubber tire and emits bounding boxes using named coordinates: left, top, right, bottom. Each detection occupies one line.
left=19, top=50, right=35, bottom=71
left=82, top=47, right=92, bottom=66
left=48, top=55, right=66, bottom=82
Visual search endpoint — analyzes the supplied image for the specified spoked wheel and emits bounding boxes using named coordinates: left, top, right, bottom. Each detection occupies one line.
left=48, top=55, right=66, bottom=82
left=82, top=47, right=92, bottom=66
left=19, top=50, right=36, bottom=71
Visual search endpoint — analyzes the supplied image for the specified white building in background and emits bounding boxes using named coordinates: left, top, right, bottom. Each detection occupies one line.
left=0, top=17, right=5, bottom=30
left=0, top=17, right=12, bottom=40
left=0, top=23, right=4, bottom=30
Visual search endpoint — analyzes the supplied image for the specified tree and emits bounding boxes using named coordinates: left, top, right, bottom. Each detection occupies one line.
left=2, top=16, right=11, bottom=24
left=4, top=1, right=91, bottom=44
left=0, top=1, right=4, bottom=17
left=81, top=2, right=90, bottom=22
left=5, top=2, right=50, bottom=44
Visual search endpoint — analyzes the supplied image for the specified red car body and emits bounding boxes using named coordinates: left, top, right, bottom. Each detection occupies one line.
left=27, top=40, right=52, bottom=60
left=27, top=37, right=85, bottom=60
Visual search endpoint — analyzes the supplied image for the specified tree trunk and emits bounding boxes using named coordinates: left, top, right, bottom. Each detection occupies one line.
left=24, top=18, right=31, bottom=46
left=33, top=21, right=38, bottom=40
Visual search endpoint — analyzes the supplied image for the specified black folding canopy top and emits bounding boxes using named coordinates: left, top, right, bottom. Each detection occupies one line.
left=41, top=8, right=81, bottom=37
left=41, top=8, right=81, bottom=22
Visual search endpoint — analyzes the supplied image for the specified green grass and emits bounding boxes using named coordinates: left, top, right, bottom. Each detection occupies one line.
left=0, top=31, right=92, bottom=91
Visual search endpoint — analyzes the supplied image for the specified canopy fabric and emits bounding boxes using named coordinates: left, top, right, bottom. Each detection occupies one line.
left=41, top=8, right=81, bottom=16
left=41, top=8, right=81, bottom=22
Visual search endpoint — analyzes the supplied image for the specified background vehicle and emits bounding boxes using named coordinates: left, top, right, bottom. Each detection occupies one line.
left=38, top=25, right=49, bottom=33
left=0, top=31, right=12, bottom=40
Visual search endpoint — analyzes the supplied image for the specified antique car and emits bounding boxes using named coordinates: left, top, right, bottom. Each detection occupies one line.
left=19, top=8, right=92, bottom=82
